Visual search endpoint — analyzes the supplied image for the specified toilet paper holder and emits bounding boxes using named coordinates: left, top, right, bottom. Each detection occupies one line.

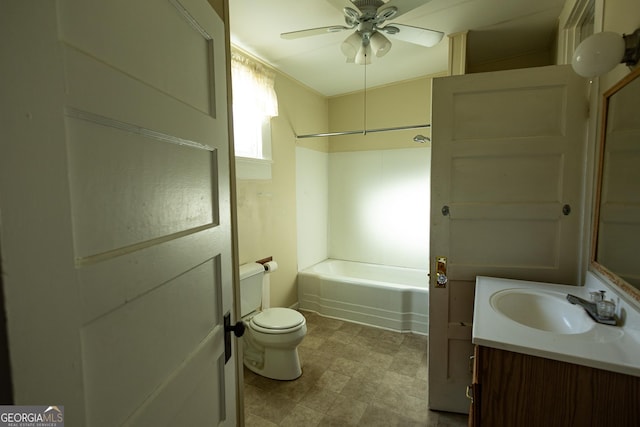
left=256, top=256, right=278, bottom=273
left=263, top=260, right=278, bottom=272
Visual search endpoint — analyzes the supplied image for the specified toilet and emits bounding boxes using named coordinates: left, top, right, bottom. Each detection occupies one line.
left=240, top=262, right=307, bottom=380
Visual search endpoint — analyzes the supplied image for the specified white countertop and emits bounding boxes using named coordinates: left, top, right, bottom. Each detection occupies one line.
left=473, top=276, right=640, bottom=377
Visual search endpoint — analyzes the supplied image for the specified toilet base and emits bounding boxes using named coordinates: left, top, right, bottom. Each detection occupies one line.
left=244, top=347, right=302, bottom=381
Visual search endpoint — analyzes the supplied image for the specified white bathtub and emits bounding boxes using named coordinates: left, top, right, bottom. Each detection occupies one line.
left=297, top=259, right=429, bottom=335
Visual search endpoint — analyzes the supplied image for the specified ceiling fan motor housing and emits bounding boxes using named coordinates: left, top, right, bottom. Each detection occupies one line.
left=352, top=0, right=386, bottom=11
left=350, top=0, right=393, bottom=22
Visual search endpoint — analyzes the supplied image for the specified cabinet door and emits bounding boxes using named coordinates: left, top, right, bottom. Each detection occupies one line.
left=477, top=346, right=640, bottom=426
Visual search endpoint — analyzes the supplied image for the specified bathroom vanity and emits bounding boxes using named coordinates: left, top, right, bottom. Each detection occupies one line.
left=470, top=276, right=640, bottom=427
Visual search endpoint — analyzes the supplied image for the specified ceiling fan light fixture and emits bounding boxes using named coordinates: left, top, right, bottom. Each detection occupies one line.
left=341, top=31, right=362, bottom=60
left=370, top=31, right=392, bottom=57
left=355, top=43, right=372, bottom=65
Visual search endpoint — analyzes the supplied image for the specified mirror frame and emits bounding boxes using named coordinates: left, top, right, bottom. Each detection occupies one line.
left=591, top=66, right=640, bottom=305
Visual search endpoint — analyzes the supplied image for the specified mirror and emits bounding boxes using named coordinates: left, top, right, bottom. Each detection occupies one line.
left=592, top=66, right=640, bottom=305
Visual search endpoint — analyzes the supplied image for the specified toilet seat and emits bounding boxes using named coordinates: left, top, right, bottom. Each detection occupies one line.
left=250, top=308, right=305, bottom=334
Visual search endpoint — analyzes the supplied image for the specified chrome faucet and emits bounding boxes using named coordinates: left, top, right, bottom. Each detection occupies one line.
left=567, top=293, right=617, bottom=326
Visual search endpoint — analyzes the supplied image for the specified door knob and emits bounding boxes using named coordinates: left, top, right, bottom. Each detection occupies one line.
left=437, top=272, right=448, bottom=286
left=223, top=312, right=245, bottom=363
left=435, top=256, right=448, bottom=288
left=226, top=319, right=245, bottom=337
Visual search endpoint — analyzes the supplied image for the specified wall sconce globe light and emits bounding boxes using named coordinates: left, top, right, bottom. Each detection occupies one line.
left=572, top=29, right=640, bottom=78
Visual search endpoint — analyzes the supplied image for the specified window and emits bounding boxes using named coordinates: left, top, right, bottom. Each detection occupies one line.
left=576, top=1, right=595, bottom=45
left=559, top=0, right=596, bottom=64
left=231, top=50, right=278, bottom=179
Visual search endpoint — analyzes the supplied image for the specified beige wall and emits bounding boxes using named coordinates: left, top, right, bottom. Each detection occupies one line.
left=328, top=73, right=446, bottom=152
left=235, top=71, right=327, bottom=308
left=467, top=49, right=554, bottom=74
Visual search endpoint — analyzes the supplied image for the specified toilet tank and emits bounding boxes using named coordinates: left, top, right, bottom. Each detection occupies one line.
left=240, top=262, right=265, bottom=317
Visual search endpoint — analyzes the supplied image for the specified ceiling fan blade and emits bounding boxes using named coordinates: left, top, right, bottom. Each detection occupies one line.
left=281, top=25, right=351, bottom=40
left=383, top=23, right=443, bottom=47
left=383, top=0, right=433, bottom=20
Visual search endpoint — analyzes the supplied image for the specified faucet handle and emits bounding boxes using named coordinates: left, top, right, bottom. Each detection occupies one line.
left=596, top=299, right=616, bottom=319
left=590, top=291, right=605, bottom=302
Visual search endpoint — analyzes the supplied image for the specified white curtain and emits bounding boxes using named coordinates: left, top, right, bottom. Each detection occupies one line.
left=231, top=50, right=278, bottom=159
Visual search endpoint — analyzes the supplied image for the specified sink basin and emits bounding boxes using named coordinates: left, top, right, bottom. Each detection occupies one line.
left=490, top=289, right=594, bottom=334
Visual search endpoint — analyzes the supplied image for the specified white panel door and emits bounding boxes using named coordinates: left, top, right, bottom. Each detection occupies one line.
left=428, top=65, right=587, bottom=413
left=0, top=1, right=238, bottom=426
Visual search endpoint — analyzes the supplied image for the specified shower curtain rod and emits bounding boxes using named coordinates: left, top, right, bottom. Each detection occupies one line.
left=295, top=123, right=431, bottom=139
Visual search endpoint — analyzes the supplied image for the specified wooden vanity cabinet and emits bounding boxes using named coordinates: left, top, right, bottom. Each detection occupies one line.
left=469, top=345, right=640, bottom=427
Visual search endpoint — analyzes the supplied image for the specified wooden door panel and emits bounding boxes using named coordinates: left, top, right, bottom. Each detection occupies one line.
left=59, top=0, right=216, bottom=115
left=431, top=65, right=586, bottom=282
left=0, top=1, right=235, bottom=425
left=429, top=65, right=587, bottom=413
left=429, top=279, right=475, bottom=413
left=450, top=219, right=560, bottom=267
left=66, top=118, right=217, bottom=258
left=78, top=230, right=222, bottom=323
left=123, top=330, right=227, bottom=426
left=63, top=46, right=217, bottom=145
left=450, top=82, right=567, bottom=141
left=450, top=154, right=563, bottom=202
left=81, top=258, right=221, bottom=426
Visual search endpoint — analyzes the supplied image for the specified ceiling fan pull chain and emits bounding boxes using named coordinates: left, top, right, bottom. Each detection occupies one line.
left=363, top=60, right=367, bottom=135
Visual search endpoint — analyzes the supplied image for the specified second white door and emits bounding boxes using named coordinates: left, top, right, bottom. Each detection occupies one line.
left=429, top=65, right=587, bottom=413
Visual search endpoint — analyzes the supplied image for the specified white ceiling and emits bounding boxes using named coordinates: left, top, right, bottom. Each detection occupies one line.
left=229, top=0, right=566, bottom=97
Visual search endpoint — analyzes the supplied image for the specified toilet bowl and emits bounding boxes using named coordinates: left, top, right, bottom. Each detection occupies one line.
left=240, top=263, right=307, bottom=380
left=244, top=307, right=307, bottom=380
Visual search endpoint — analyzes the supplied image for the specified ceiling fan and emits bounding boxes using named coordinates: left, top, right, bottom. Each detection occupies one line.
left=280, top=0, right=444, bottom=65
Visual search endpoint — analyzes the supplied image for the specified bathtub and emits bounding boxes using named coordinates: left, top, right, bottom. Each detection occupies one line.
left=297, top=259, right=429, bottom=335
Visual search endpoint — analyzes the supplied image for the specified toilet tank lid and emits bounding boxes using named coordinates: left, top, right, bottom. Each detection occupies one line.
left=239, top=262, right=265, bottom=280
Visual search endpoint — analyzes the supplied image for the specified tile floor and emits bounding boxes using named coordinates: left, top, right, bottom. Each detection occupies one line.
left=243, top=310, right=469, bottom=426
